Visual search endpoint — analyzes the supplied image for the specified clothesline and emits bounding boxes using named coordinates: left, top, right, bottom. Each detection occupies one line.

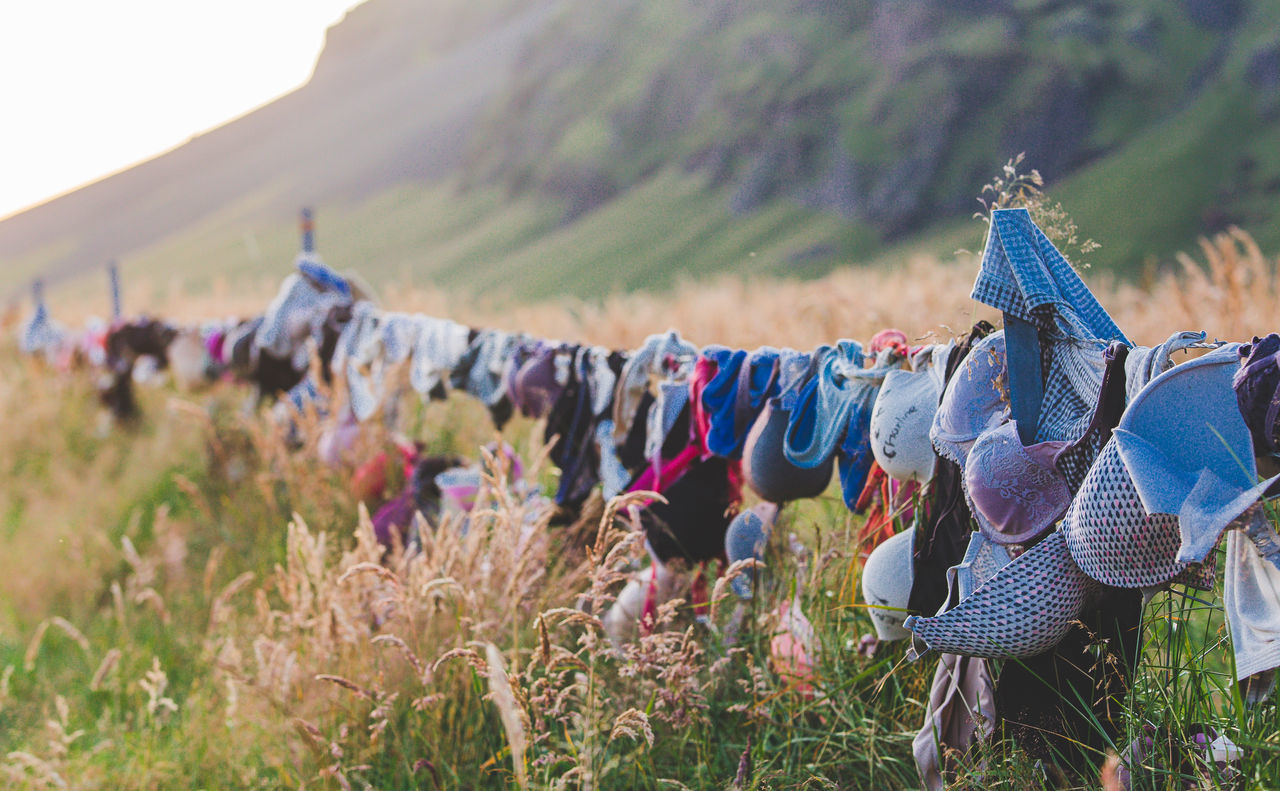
left=13, top=207, right=1280, bottom=787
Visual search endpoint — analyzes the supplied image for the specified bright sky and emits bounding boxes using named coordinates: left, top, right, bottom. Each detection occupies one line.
left=0, top=0, right=366, bottom=219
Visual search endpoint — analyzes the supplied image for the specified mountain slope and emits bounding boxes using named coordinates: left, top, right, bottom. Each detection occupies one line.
left=5, top=0, right=1280, bottom=304
left=0, top=0, right=549, bottom=293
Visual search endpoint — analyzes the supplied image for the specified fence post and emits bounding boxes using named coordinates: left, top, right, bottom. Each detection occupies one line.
left=107, top=260, right=122, bottom=320
left=300, top=207, right=315, bottom=255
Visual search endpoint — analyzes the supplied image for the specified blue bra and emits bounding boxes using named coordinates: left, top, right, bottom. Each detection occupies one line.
left=699, top=346, right=782, bottom=458
left=786, top=341, right=904, bottom=508
left=785, top=340, right=865, bottom=470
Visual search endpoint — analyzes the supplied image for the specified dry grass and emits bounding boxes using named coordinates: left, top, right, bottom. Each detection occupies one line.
left=41, top=222, right=1279, bottom=355
left=4, top=226, right=1280, bottom=788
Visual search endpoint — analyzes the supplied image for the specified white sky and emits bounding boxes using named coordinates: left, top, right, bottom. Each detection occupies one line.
left=0, top=0, right=366, bottom=219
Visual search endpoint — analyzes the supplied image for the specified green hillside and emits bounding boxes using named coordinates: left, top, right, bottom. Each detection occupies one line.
left=7, top=0, right=1280, bottom=304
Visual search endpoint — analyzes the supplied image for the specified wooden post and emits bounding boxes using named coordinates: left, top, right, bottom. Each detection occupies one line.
left=300, top=207, right=315, bottom=254
left=107, top=260, right=122, bottom=319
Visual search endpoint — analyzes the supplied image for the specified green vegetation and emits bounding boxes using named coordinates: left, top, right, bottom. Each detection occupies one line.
left=455, top=0, right=1279, bottom=278
left=9, top=0, right=1280, bottom=305
left=4, top=302, right=1280, bottom=787
left=119, top=173, right=884, bottom=304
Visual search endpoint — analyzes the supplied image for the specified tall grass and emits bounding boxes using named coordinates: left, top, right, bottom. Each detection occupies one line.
left=4, top=228, right=1280, bottom=788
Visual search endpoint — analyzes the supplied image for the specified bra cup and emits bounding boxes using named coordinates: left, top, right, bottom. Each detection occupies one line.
left=641, top=456, right=734, bottom=564
left=871, top=367, right=941, bottom=484
left=743, top=399, right=834, bottom=503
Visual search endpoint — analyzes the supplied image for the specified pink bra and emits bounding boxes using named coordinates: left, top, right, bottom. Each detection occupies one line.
left=964, top=420, right=1070, bottom=545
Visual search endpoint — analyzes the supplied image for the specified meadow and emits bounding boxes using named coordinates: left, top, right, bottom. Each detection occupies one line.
left=3, top=225, right=1280, bottom=789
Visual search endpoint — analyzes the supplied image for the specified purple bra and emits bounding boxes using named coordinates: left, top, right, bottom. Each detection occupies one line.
left=507, top=342, right=567, bottom=419
left=964, top=420, right=1070, bottom=546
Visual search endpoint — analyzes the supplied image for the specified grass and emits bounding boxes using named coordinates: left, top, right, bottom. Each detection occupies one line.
left=7, top=227, right=1280, bottom=787
left=97, top=171, right=877, bottom=307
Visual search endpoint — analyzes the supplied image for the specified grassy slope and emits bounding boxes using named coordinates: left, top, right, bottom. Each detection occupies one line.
left=100, top=80, right=1280, bottom=315
left=110, top=173, right=878, bottom=307
left=9, top=0, right=1280, bottom=310
left=1053, top=1, right=1280, bottom=272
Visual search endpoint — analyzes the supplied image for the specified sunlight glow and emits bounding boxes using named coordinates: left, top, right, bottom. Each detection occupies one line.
left=0, top=0, right=365, bottom=219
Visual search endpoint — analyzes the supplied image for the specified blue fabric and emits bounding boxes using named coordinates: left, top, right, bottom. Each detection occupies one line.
left=736, top=346, right=782, bottom=442
left=748, top=348, right=783, bottom=392
left=1004, top=313, right=1045, bottom=445
left=259, top=272, right=349, bottom=368
left=1127, top=331, right=1207, bottom=403
left=776, top=348, right=817, bottom=396
left=782, top=342, right=904, bottom=508
left=453, top=330, right=518, bottom=407
left=296, top=256, right=351, bottom=298
left=700, top=346, right=783, bottom=459
left=972, top=208, right=1128, bottom=345
left=20, top=301, right=63, bottom=357
left=699, top=345, right=749, bottom=455
left=838, top=424, right=876, bottom=510
left=784, top=341, right=865, bottom=469
left=333, top=302, right=382, bottom=420
left=613, top=329, right=698, bottom=445
left=971, top=208, right=1128, bottom=450
left=286, top=376, right=325, bottom=414
left=108, top=263, right=122, bottom=320
left=646, top=381, right=691, bottom=463
left=700, top=345, right=739, bottom=371
left=379, top=313, right=423, bottom=364
left=1112, top=342, right=1280, bottom=564
left=725, top=507, right=771, bottom=599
